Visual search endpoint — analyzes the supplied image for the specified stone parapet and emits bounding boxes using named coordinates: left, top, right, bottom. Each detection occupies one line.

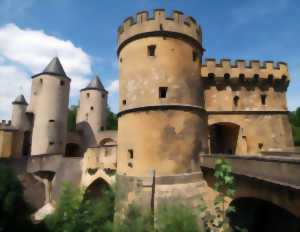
left=201, top=59, right=290, bottom=86
left=0, top=120, right=12, bottom=130
left=117, top=9, right=202, bottom=54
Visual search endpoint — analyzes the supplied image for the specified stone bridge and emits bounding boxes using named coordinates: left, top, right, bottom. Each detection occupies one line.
left=199, top=154, right=300, bottom=231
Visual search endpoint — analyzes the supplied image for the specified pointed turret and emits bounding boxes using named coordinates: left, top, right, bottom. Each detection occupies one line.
left=12, top=94, right=28, bottom=105
left=32, top=57, right=69, bottom=79
left=43, top=57, right=67, bottom=76
left=81, top=75, right=107, bottom=92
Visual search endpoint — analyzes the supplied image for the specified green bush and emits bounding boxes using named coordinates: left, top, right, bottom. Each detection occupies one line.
left=156, top=202, right=201, bottom=232
left=288, top=108, right=300, bottom=146
left=44, top=183, right=114, bottom=232
left=0, top=164, right=35, bottom=232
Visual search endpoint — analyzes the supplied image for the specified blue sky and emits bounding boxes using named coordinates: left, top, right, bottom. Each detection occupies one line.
left=0, top=0, right=299, bottom=119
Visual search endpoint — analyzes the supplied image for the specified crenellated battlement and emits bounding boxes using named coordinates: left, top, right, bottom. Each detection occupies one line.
left=201, top=59, right=290, bottom=85
left=117, top=9, right=202, bottom=54
left=0, top=120, right=12, bottom=130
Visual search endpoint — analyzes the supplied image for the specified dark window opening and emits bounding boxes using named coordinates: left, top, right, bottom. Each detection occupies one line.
left=86, top=93, right=90, bottom=98
left=90, top=106, right=94, bottom=110
left=40, top=79, right=43, bottom=84
left=258, top=143, right=263, bottom=149
left=128, top=162, right=133, bottom=168
left=122, top=99, right=126, bottom=105
left=208, top=73, right=215, bottom=79
left=224, top=73, right=230, bottom=80
left=49, top=141, right=54, bottom=145
left=261, top=94, right=267, bottom=105
left=60, top=80, right=65, bottom=86
left=49, top=119, right=55, bottom=122
left=159, top=87, right=168, bottom=98
left=148, top=45, right=156, bottom=57
left=239, top=74, right=245, bottom=81
left=268, top=74, right=274, bottom=81
left=128, top=149, right=134, bottom=159
left=233, top=96, right=239, bottom=106
left=120, top=57, right=122, bottom=63
left=100, top=126, right=104, bottom=131
left=254, top=74, right=259, bottom=81
left=102, top=94, right=105, bottom=99
left=281, top=75, right=287, bottom=81
left=192, top=51, right=197, bottom=62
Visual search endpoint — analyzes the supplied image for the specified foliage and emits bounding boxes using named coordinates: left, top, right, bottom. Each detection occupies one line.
left=44, top=183, right=114, bottom=232
left=106, top=106, right=118, bottom=130
left=156, top=201, right=202, bottom=232
left=116, top=204, right=153, bottom=232
left=199, top=158, right=246, bottom=232
left=67, top=105, right=78, bottom=132
left=288, top=107, right=300, bottom=146
left=0, top=164, right=35, bottom=232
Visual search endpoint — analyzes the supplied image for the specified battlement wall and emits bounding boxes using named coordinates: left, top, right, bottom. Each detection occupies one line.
left=201, top=59, right=290, bottom=84
left=0, top=120, right=12, bottom=130
left=118, top=9, right=202, bottom=53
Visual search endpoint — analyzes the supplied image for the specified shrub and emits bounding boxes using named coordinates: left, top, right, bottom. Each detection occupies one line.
left=0, top=164, right=35, bottom=232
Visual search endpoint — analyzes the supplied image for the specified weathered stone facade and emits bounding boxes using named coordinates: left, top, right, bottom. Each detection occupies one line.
left=0, top=9, right=298, bottom=228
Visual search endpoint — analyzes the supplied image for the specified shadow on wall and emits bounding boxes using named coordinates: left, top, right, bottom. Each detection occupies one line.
left=228, top=197, right=300, bottom=232
left=76, top=121, right=97, bottom=152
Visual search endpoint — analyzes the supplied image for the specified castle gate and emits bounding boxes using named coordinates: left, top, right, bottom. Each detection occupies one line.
left=209, top=122, right=240, bottom=154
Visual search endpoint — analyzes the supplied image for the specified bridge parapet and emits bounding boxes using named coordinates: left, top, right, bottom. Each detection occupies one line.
left=199, top=154, right=300, bottom=189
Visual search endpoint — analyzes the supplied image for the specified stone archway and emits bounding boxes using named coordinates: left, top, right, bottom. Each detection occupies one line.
left=84, top=177, right=111, bottom=200
left=209, top=122, right=240, bottom=154
left=228, top=197, right=300, bottom=232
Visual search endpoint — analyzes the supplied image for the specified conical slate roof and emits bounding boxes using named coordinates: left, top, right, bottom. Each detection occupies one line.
left=81, top=75, right=107, bottom=92
left=43, top=57, right=67, bottom=76
left=32, top=57, right=69, bottom=79
left=12, top=94, right=28, bottom=105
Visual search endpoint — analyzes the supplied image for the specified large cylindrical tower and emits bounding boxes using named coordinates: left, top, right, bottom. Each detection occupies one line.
left=30, top=57, right=70, bottom=156
left=76, top=75, right=108, bottom=149
left=116, top=9, right=209, bottom=214
left=117, top=10, right=208, bottom=177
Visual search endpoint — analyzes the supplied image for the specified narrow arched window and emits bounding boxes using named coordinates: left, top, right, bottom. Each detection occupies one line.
left=233, top=96, right=239, bottom=106
left=261, top=94, right=267, bottom=105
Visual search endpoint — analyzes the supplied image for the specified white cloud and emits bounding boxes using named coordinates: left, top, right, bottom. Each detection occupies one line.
left=0, top=65, right=31, bottom=119
left=0, top=23, right=92, bottom=119
left=107, top=80, right=119, bottom=93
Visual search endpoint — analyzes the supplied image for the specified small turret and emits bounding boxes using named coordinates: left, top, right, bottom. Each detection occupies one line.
left=30, top=57, right=70, bottom=156
left=11, top=94, right=28, bottom=130
left=76, top=75, right=108, bottom=150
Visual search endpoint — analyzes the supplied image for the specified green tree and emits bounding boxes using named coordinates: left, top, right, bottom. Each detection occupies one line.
left=199, top=158, right=246, bottom=232
left=0, top=164, right=35, bottom=232
left=288, top=107, right=300, bottom=146
left=106, top=106, right=118, bottom=130
left=67, top=105, right=78, bottom=132
left=44, top=183, right=114, bottom=232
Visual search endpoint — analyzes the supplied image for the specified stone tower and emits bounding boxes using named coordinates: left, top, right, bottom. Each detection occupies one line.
left=29, top=57, right=70, bottom=156
left=11, top=95, right=29, bottom=157
left=76, top=75, right=108, bottom=149
left=11, top=94, right=28, bottom=130
left=116, top=9, right=209, bottom=209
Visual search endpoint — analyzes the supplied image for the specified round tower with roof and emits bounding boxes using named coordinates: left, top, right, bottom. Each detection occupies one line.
left=29, top=57, right=70, bottom=156
left=76, top=75, right=108, bottom=149
left=11, top=94, right=28, bottom=130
